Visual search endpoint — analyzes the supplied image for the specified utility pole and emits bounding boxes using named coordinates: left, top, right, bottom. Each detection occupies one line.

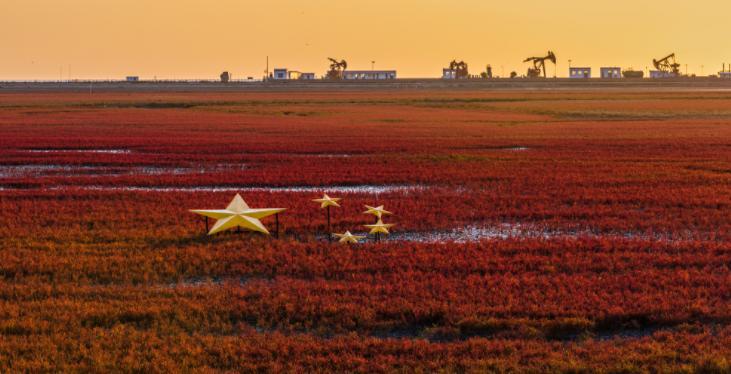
left=371, top=61, right=375, bottom=70
left=326, top=206, right=332, bottom=242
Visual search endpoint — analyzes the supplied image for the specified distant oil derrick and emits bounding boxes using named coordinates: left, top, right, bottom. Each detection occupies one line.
left=326, top=58, right=348, bottom=80
left=448, top=60, right=469, bottom=79
left=524, top=51, right=556, bottom=78
left=653, top=53, right=681, bottom=77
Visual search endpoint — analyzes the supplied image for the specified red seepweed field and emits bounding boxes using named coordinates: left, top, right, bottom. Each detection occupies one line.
left=0, top=89, right=730, bottom=371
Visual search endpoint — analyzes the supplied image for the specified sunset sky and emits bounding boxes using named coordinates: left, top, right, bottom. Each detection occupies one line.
left=2, top=0, right=729, bottom=80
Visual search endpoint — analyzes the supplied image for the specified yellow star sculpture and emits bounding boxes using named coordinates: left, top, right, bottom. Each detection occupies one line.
left=312, top=194, right=341, bottom=209
left=363, top=219, right=395, bottom=235
left=363, top=205, right=393, bottom=219
left=190, top=194, right=286, bottom=235
left=333, top=231, right=366, bottom=244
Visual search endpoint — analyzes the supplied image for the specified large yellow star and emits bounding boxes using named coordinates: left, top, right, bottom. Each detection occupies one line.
left=363, top=205, right=393, bottom=219
left=312, top=194, right=341, bottom=209
left=332, top=231, right=366, bottom=244
left=363, top=219, right=395, bottom=235
left=190, top=194, right=286, bottom=235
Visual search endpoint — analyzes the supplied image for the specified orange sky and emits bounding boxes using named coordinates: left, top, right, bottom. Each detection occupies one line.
left=1, top=0, right=729, bottom=79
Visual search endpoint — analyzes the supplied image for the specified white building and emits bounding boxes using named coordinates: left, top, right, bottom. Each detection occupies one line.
left=272, top=69, right=288, bottom=80
left=342, top=70, right=396, bottom=80
left=650, top=70, right=677, bottom=78
left=719, top=72, right=731, bottom=79
left=126, top=76, right=139, bottom=82
left=569, top=67, right=591, bottom=79
left=272, top=69, right=316, bottom=80
left=600, top=67, right=621, bottom=79
left=442, top=69, right=458, bottom=79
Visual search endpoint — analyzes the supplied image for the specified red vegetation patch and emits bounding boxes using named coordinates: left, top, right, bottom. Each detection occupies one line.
left=0, top=90, right=730, bottom=371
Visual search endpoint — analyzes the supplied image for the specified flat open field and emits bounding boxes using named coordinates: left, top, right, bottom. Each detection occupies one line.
left=1, top=90, right=730, bottom=371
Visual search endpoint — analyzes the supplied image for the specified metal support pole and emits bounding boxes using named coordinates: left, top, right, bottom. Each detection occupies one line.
left=375, top=216, right=379, bottom=242
left=327, top=206, right=332, bottom=243
left=205, top=217, right=209, bottom=233
left=275, top=213, right=280, bottom=238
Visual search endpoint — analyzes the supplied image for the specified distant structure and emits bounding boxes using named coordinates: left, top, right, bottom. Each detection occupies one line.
left=720, top=63, right=731, bottom=79
left=125, top=76, right=139, bottom=82
left=652, top=53, right=681, bottom=77
left=650, top=70, right=676, bottom=79
left=480, top=65, right=493, bottom=79
left=524, top=51, right=557, bottom=78
left=220, top=71, right=231, bottom=83
left=270, top=69, right=317, bottom=80
left=326, top=58, right=348, bottom=80
left=442, top=68, right=458, bottom=79
left=269, top=69, right=317, bottom=80
left=569, top=67, right=591, bottom=79
left=272, top=69, right=288, bottom=80
left=600, top=67, right=621, bottom=79
left=442, top=60, right=469, bottom=79
left=287, top=71, right=316, bottom=80
left=623, top=69, right=644, bottom=78
left=343, top=70, right=396, bottom=80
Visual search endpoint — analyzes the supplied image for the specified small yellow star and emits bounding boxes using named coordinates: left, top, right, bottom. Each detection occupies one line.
left=363, top=205, right=393, bottom=219
left=332, top=231, right=366, bottom=244
left=363, top=219, right=395, bottom=235
left=190, top=194, right=285, bottom=235
left=312, top=194, right=342, bottom=209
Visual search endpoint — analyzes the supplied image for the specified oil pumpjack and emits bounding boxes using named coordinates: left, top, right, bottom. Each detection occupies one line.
left=653, top=53, right=681, bottom=77
left=524, top=51, right=557, bottom=78
left=448, top=60, right=469, bottom=79
left=326, top=58, right=348, bottom=80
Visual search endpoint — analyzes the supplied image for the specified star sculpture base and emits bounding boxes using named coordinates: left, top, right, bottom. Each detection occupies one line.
left=333, top=231, right=366, bottom=244
left=364, top=219, right=395, bottom=242
left=191, top=194, right=286, bottom=236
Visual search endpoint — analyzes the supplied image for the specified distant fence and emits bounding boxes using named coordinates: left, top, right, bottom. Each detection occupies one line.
left=2, top=78, right=731, bottom=92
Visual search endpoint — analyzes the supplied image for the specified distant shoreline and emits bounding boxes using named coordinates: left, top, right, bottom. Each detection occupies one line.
left=2, top=78, right=731, bottom=92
